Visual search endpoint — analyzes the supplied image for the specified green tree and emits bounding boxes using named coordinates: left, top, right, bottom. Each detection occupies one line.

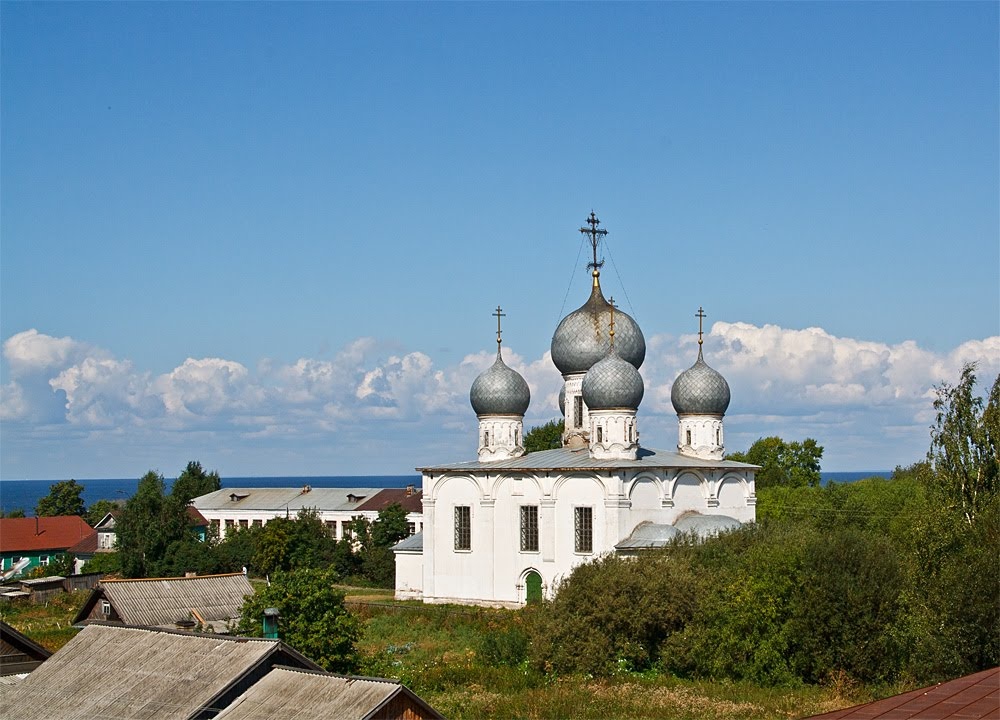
left=928, top=364, right=999, bottom=524
left=2, top=508, right=26, bottom=518
left=237, top=568, right=360, bottom=672
left=726, top=436, right=823, bottom=489
left=371, top=503, right=409, bottom=548
left=524, top=419, right=564, bottom=453
left=253, top=509, right=335, bottom=576
left=35, top=479, right=86, bottom=517
left=116, top=471, right=189, bottom=577
left=82, top=551, right=121, bottom=576
left=85, top=498, right=120, bottom=527
left=171, top=461, right=221, bottom=504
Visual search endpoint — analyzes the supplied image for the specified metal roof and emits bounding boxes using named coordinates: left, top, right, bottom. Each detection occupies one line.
left=418, top=445, right=758, bottom=473
left=192, top=487, right=383, bottom=513
left=74, top=573, right=253, bottom=628
left=3, top=624, right=320, bottom=719
left=615, top=522, right=680, bottom=549
left=213, top=666, right=444, bottom=720
left=391, top=532, right=423, bottom=553
left=0, top=516, right=95, bottom=554
left=674, top=513, right=742, bottom=537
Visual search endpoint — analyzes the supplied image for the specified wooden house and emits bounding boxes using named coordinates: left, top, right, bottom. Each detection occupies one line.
left=0, top=516, right=94, bottom=580
left=0, top=621, right=51, bottom=676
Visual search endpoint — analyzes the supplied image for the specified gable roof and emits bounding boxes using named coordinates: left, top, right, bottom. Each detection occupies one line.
left=418, top=445, right=760, bottom=473
left=192, top=487, right=382, bottom=513
left=0, top=620, right=52, bottom=676
left=66, top=530, right=98, bottom=555
left=807, top=666, right=999, bottom=719
left=355, top=488, right=423, bottom=514
left=213, top=666, right=444, bottom=720
left=4, top=624, right=321, bottom=720
left=73, top=573, right=255, bottom=628
left=0, top=516, right=94, bottom=554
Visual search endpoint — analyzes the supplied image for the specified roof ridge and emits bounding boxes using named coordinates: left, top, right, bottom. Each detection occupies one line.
left=101, top=572, right=247, bottom=584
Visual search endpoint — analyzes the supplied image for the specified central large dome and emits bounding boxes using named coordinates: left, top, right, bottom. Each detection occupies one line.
left=550, top=277, right=645, bottom=375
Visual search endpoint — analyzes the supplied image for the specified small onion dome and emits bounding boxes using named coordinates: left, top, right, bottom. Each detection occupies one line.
left=551, top=279, right=645, bottom=375
left=558, top=385, right=566, bottom=416
left=582, top=351, right=644, bottom=410
left=470, top=353, right=530, bottom=416
left=670, top=349, right=731, bottom=415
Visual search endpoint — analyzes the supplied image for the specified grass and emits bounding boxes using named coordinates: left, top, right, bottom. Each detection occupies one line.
left=2, top=584, right=887, bottom=719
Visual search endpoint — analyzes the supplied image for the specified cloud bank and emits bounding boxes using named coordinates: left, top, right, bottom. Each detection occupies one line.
left=2, top=325, right=998, bottom=479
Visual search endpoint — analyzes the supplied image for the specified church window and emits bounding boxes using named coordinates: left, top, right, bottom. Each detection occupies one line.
left=484, top=430, right=490, bottom=446
left=454, top=506, right=471, bottom=551
left=716, top=428, right=721, bottom=445
left=520, top=506, right=539, bottom=552
left=686, top=429, right=692, bottom=446
left=574, top=396, right=583, bottom=428
left=596, top=426, right=603, bottom=443
left=574, top=507, right=593, bottom=553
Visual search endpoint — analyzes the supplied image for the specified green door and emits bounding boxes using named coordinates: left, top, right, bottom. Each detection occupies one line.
left=525, top=571, right=543, bottom=604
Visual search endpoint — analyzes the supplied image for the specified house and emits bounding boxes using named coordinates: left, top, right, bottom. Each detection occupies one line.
left=192, top=487, right=423, bottom=542
left=396, top=213, right=757, bottom=607
left=806, top=666, right=999, bottom=719
left=212, top=666, right=444, bottom=720
left=0, top=516, right=95, bottom=580
left=91, top=505, right=208, bottom=550
left=0, top=621, right=51, bottom=676
left=73, top=572, right=255, bottom=633
left=2, top=623, right=323, bottom=719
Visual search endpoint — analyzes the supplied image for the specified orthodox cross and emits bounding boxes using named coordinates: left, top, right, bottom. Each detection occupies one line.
left=696, top=306, right=706, bottom=346
left=609, top=297, right=617, bottom=349
left=493, top=305, right=506, bottom=351
left=580, top=211, right=608, bottom=272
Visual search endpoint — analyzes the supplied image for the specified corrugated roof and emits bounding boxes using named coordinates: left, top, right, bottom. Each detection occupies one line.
left=355, top=488, right=423, bottom=514
left=418, top=446, right=759, bottom=473
left=3, top=624, right=316, bottom=719
left=192, top=488, right=383, bottom=513
left=807, top=666, right=999, bottom=719
left=213, top=666, right=443, bottom=720
left=81, top=573, right=254, bottom=627
left=0, top=516, right=95, bottom=554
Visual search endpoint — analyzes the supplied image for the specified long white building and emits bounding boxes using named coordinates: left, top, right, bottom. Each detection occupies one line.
left=394, top=213, right=757, bottom=607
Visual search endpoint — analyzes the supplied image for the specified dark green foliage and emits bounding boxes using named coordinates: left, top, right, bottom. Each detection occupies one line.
left=372, top=503, right=409, bottom=548
left=477, top=610, right=531, bottom=667
left=35, top=479, right=86, bottom=517
left=84, top=498, right=119, bottom=527
left=2, top=508, right=26, bottom=518
left=524, top=419, right=564, bottom=453
left=82, top=551, right=120, bottom=575
left=116, top=470, right=195, bottom=577
left=529, top=552, right=700, bottom=675
left=237, top=568, right=360, bottom=672
left=171, top=461, right=221, bottom=504
left=214, top=523, right=262, bottom=572
left=253, top=508, right=337, bottom=576
left=726, top=436, right=823, bottom=489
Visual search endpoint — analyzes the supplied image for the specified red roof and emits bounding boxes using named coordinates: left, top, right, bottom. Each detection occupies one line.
left=67, top=530, right=99, bottom=554
left=355, top=488, right=423, bottom=513
left=0, top=516, right=95, bottom=554
left=808, top=667, right=999, bottom=719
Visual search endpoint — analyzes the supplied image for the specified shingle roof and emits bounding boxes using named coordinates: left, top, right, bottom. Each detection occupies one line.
left=74, top=573, right=254, bottom=628
left=355, top=488, right=423, bottom=514
left=3, top=624, right=321, bottom=720
left=807, top=667, right=999, bottom=719
left=212, top=666, right=443, bottom=720
left=192, top=487, right=382, bottom=513
left=418, top=445, right=759, bottom=473
left=0, top=516, right=94, bottom=554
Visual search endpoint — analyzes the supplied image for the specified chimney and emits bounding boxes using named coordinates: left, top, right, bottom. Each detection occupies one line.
left=405, top=485, right=415, bottom=497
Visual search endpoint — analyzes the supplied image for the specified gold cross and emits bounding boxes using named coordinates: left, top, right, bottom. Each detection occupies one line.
left=696, top=307, right=706, bottom=346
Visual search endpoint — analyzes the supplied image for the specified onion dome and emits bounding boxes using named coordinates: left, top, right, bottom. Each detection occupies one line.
left=551, top=274, right=646, bottom=375
left=558, top=385, right=565, bottom=416
left=670, top=347, right=730, bottom=416
left=582, top=351, right=644, bottom=410
left=470, top=353, right=530, bottom=416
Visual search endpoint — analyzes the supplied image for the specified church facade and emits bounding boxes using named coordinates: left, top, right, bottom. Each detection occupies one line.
left=394, top=213, right=757, bottom=607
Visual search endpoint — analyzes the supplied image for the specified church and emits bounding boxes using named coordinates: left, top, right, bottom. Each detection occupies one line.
left=394, top=213, right=757, bottom=607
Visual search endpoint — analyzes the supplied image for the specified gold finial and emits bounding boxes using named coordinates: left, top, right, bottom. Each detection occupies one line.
left=493, top=305, right=506, bottom=354
left=609, top=296, right=617, bottom=350
left=580, top=211, right=608, bottom=286
left=696, top=307, right=707, bottom=347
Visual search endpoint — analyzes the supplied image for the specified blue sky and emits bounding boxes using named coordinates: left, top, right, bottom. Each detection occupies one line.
left=2, top=2, right=997, bottom=480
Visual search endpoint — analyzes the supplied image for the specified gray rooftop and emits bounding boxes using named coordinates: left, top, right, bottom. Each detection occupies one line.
left=391, top=532, right=423, bottom=553
left=192, top=487, right=382, bottom=513
left=213, top=666, right=443, bottom=720
left=3, top=624, right=318, bottom=719
left=418, top=446, right=758, bottom=473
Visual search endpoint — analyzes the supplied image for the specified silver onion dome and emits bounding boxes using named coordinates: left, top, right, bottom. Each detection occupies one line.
left=470, top=354, right=531, bottom=416
left=670, top=349, right=731, bottom=416
left=558, top=385, right=565, bottom=416
left=582, top=351, right=644, bottom=411
left=551, top=278, right=646, bottom=375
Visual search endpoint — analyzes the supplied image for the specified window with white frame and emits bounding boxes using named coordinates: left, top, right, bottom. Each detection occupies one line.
left=574, top=507, right=593, bottom=553
left=520, top=506, right=539, bottom=552
left=39, top=555, right=49, bottom=566
left=454, top=506, right=471, bottom=551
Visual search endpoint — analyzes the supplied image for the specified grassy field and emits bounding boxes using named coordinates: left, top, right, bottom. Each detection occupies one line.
left=2, top=585, right=883, bottom=719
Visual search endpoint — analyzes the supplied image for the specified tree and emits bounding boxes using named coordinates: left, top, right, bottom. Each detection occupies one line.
left=524, top=419, right=564, bottom=453
left=253, top=508, right=336, bottom=576
left=237, top=568, right=360, bottom=672
left=85, top=498, right=120, bottom=527
left=2, top=508, right=26, bottom=518
left=35, top=479, right=86, bottom=517
left=171, top=461, right=221, bottom=504
left=116, top=471, right=189, bottom=577
left=726, top=436, right=823, bottom=489
left=371, top=503, right=409, bottom=548
left=928, top=364, right=999, bottom=524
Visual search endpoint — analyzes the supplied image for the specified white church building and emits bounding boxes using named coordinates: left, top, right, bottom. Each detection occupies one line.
left=394, top=213, right=757, bottom=607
